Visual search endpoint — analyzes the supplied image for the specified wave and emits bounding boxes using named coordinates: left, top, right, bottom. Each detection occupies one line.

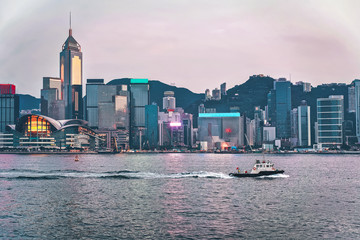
left=257, top=174, right=290, bottom=179
left=0, top=169, right=232, bottom=180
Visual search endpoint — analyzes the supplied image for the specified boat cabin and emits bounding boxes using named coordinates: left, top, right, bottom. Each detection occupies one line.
left=251, top=160, right=275, bottom=173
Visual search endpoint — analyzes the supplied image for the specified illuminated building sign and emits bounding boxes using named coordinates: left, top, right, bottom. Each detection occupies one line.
left=225, top=128, right=232, bottom=133
left=0, top=84, right=16, bottom=94
left=170, top=122, right=182, bottom=127
left=199, top=113, right=240, bottom=118
left=130, top=79, right=149, bottom=84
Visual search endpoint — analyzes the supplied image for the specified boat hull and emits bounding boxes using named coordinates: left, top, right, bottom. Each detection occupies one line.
left=229, top=170, right=284, bottom=178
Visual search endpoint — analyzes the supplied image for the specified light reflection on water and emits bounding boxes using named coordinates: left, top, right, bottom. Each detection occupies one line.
left=0, top=153, right=359, bottom=239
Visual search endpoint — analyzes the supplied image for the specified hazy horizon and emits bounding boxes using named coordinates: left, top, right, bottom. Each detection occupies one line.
left=1, top=0, right=360, bottom=97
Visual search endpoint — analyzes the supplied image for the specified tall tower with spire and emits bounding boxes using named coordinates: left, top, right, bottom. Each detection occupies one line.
left=60, top=13, right=83, bottom=119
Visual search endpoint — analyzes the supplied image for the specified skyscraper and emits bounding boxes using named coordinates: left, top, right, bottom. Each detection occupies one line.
left=220, top=82, right=226, bottom=96
left=130, top=78, right=150, bottom=148
left=60, top=16, right=83, bottom=119
left=41, top=77, right=65, bottom=120
left=163, top=91, right=176, bottom=111
left=86, top=79, right=104, bottom=128
left=290, top=108, right=298, bottom=147
left=212, top=88, right=221, bottom=100
left=0, top=84, right=19, bottom=132
left=274, top=79, right=291, bottom=138
left=348, top=85, right=355, bottom=113
left=354, top=80, right=360, bottom=142
left=266, top=89, right=276, bottom=124
left=145, top=104, right=158, bottom=149
left=317, top=95, right=344, bottom=149
left=254, top=106, right=263, bottom=146
left=205, top=89, right=211, bottom=100
left=298, top=101, right=311, bottom=146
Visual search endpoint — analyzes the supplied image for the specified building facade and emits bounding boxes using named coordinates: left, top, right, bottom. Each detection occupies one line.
left=266, top=89, right=276, bottom=124
left=220, top=82, right=226, bottom=96
left=212, top=88, right=221, bottom=100
left=0, top=84, right=19, bottom=133
left=274, top=79, right=291, bottom=138
left=130, top=79, right=149, bottom=149
left=198, top=112, right=243, bottom=150
left=85, top=79, right=104, bottom=128
left=290, top=108, right=299, bottom=147
left=4, top=114, right=98, bottom=150
left=60, top=25, right=83, bottom=119
left=298, top=101, right=311, bottom=146
left=145, top=104, right=158, bottom=149
left=163, top=91, right=176, bottom=111
left=354, top=80, right=360, bottom=142
left=317, top=95, right=344, bottom=149
left=41, top=77, right=65, bottom=120
left=348, top=85, right=355, bottom=113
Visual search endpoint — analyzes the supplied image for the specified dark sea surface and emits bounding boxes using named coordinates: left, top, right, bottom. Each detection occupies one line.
left=0, top=153, right=359, bottom=239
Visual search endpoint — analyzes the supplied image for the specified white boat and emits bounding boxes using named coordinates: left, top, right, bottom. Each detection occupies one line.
left=229, top=159, right=284, bottom=177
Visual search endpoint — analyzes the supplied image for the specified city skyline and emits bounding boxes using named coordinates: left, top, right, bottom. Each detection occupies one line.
left=2, top=0, right=360, bottom=97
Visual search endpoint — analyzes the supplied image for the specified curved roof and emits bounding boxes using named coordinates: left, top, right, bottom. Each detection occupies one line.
left=5, top=125, right=16, bottom=131
left=58, top=124, right=95, bottom=133
left=16, top=114, right=62, bottom=133
left=14, top=114, right=90, bottom=134
left=58, top=119, right=88, bottom=126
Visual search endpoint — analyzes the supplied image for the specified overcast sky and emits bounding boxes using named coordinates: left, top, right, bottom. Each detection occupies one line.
left=1, top=0, right=360, bottom=97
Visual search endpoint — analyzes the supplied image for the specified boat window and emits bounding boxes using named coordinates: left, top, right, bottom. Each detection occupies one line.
left=266, top=165, right=269, bottom=167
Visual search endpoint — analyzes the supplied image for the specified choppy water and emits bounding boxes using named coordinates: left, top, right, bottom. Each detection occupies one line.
left=0, top=153, right=359, bottom=239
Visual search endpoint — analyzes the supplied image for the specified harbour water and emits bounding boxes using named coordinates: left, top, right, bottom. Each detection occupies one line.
left=0, top=153, right=359, bottom=239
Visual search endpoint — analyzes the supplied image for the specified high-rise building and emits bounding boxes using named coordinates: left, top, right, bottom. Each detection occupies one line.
left=266, top=89, right=276, bottom=124
left=198, top=113, right=243, bottom=150
left=274, top=79, right=291, bottom=138
left=130, top=79, right=150, bottom=148
left=0, top=84, right=19, bottom=133
left=317, top=95, right=344, bottom=149
left=158, top=108, right=193, bottom=148
left=60, top=20, right=83, bottom=119
left=249, top=119, right=256, bottom=146
left=295, top=81, right=311, bottom=92
left=145, top=104, right=158, bottom=149
left=162, top=91, right=176, bottom=111
left=220, top=83, right=226, bottom=96
left=298, top=101, right=311, bottom=146
left=95, top=84, right=129, bottom=131
left=198, top=103, right=205, bottom=114
left=348, top=85, right=355, bottom=113
left=263, top=126, right=276, bottom=142
left=205, top=89, right=211, bottom=100
left=254, top=106, right=263, bottom=146
left=182, top=112, right=193, bottom=147
left=86, top=79, right=104, bottom=128
left=212, top=88, right=221, bottom=100
left=91, top=84, right=130, bottom=150
left=41, top=77, right=65, bottom=120
left=354, top=80, right=360, bottom=142
left=290, top=108, right=298, bottom=147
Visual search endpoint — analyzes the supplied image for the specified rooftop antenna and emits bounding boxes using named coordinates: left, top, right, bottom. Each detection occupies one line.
left=69, top=12, right=72, bottom=36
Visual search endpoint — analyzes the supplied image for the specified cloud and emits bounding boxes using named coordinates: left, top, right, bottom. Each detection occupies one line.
left=1, top=0, right=360, bottom=97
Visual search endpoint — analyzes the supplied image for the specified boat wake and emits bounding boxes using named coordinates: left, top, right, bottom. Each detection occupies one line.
left=0, top=169, right=232, bottom=180
left=257, top=174, right=290, bottom=179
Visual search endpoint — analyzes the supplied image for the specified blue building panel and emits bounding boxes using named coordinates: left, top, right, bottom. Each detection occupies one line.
left=199, top=112, right=240, bottom=118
